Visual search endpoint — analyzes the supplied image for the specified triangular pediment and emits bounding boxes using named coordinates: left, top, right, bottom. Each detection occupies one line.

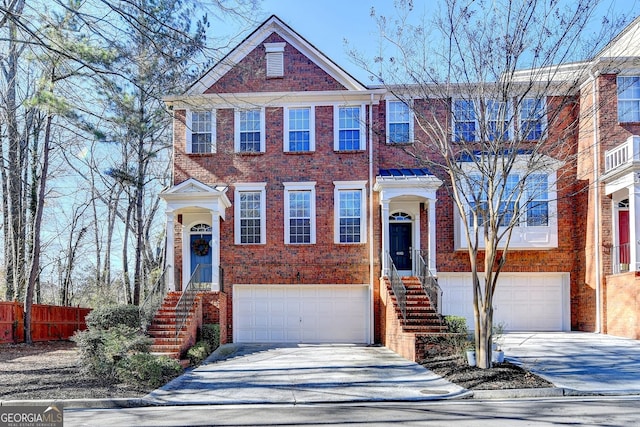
left=185, top=15, right=366, bottom=95
left=162, top=178, right=221, bottom=195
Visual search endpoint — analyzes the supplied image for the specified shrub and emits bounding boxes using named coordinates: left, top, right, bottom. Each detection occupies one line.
left=85, top=305, right=141, bottom=330
left=187, top=341, right=211, bottom=366
left=201, top=324, right=220, bottom=350
left=73, top=325, right=151, bottom=377
left=443, top=315, right=468, bottom=334
left=116, top=353, right=183, bottom=388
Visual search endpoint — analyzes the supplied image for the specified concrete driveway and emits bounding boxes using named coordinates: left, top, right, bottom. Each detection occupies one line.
left=503, top=332, right=640, bottom=395
left=147, top=344, right=468, bottom=405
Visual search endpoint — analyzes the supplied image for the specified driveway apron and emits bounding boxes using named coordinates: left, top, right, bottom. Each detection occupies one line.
left=503, top=332, right=640, bottom=394
left=147, top=344, right=468, bottom=405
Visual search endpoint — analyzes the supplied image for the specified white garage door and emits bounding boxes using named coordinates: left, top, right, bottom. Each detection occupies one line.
left=438, top=273, right=570, bottom=331
left=233, top=285, right=370, bottom=343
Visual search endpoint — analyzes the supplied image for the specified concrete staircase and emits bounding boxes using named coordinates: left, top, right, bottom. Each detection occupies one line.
left=389, top=277, right=447, bottom=333
left=147, top=291, right=201, bottom=361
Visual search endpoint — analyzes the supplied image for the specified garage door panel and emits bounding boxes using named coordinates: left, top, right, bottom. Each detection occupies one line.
left=440, top=273, right=568, bottom=331
left=234, top=285, right=368, bottom=343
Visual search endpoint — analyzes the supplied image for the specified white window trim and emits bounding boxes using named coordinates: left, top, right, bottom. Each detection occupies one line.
left=334, top=181, right=367, bottom=244
left=519, top=98, right=547, bottom=141
left=385, top=99, right=414, bottom=144
left=234, top=108, right=266, bottom=153
left=455, top=158, right=559, bottom=250
left=451, top=99, right=514, bottom=142
left=284, top=181, right=316, bottom=245
left=234, top=183, right=267, bottom=245
left=333, top=104, right=366, bottom=151
left=186, top=109, right=216, bottom=154
left=617, top=76, right=640, bottom=123
left=284, top=106, right=315, bottom=152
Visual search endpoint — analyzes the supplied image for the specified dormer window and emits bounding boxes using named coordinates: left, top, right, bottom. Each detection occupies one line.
left=264, top=42, right=285, bottom=78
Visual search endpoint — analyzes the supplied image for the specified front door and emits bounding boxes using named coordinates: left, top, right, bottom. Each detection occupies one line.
left=190, top=234, right=212, bottom=282
left=390, top=222, right=412, bottom=271
left=619, top=210, right=630, bottom=267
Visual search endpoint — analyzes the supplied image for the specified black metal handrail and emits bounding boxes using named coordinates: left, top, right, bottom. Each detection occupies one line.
left=139, top=266, right=167, bottom=330
left=387, top=252, right=406, bottom=320
left=175, top=264, right=212, bottom=339
left=414, top=250, right=442, bottom=314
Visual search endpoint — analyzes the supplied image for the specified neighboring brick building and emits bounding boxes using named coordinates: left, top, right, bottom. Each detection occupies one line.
left=161, top=15, right=640, bottom=344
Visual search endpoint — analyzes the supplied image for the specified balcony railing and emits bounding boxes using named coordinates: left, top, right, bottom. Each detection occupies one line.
left=604, top=136, right=640, bottom=174
left=612, top=243, right=631, bottom=275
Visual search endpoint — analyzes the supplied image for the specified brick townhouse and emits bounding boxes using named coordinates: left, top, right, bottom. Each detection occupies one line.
left=160, top=15, right=640, bottom=347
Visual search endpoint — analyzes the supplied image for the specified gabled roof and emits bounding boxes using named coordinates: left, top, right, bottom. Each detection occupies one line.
left=593, top=15, right=640, bottom=60
left=185, top=15, right=367, bottom=95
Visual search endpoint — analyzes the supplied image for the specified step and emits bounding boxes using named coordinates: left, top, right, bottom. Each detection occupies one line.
left=150, top=344, right=182, bottom=353
left=402, top=325, right=448, bottom=332
left=150, top=351, right=181, bottom=360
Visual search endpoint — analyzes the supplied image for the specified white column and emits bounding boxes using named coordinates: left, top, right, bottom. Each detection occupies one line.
left=631, top=181, right=640, bottom=272
left=211, top=212, right=221, bottom=291
left=381, top=200, right=390, bottom=276
left=428, top=198, right=438, bottom=276
left=165, top=213, right=175, bottom=291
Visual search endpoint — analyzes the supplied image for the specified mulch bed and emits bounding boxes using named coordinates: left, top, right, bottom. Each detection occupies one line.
left=421, top=354, right=553, bottom=390
left=0, top=341, right=151, bottom=401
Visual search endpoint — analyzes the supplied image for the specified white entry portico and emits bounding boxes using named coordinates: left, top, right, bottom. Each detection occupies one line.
left=159, top=178, right=231, bottom=291
left=374, top=169, right=442, bottom=277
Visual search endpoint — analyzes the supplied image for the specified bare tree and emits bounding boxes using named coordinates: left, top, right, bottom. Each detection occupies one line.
left=360, top=0, right=626, bottom=368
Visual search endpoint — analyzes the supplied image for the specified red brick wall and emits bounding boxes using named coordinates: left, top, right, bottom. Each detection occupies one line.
left=605, top=272, right=640, bottom=339
left=379, top=277, right=419, bottom=361
left=204, top=33, right=346, bottom=94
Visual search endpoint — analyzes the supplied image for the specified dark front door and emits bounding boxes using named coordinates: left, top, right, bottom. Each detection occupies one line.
left=190, top=234, right=212, bottom=282
left=390, top=223, right=412, bottom=270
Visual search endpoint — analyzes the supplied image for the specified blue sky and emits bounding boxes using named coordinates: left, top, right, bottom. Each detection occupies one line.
left=212, top=0, right=640, bottom=83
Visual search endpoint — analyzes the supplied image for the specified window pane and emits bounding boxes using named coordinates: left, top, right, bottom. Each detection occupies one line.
left=289, top=108, right=310, bottom=151
left=520, top=99, right=545, bottom=140
left=338, top=107, right=360, bottom=150
left=526, top=174, right=549, bottom=226
left=487, top=100, right=509, bottom=140
left=454, top=100, right=476, bottom=142
left=239, top=192, right=262, bottom=243
left=191, top=111, right=212, bottom=153
left=339, top=190, right=361, bottom=243
left=388, top=101, right=410, bottom=143
left=239, top=110, right=261, bottom=152
left=289, top=191, right=311, bottom=243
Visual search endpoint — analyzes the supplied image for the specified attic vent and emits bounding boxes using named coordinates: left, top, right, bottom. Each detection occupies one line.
left=264, top=42, right=286, bottom=77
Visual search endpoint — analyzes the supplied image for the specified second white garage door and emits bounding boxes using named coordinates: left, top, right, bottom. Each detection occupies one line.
left=438, top=272, right=570, bottom=331
left=233, top=284, right=370, bottom=343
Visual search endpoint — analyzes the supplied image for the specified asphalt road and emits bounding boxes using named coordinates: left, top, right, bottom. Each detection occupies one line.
left=65, top=396, right=640, bottom=426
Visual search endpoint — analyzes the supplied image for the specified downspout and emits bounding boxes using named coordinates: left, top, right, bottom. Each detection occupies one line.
left=368, top=92, right=375, bottom=344
left=589, top=69, right=602, bottom=333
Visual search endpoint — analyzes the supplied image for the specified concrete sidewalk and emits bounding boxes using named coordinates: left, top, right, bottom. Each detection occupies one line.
left=146, top=344, right=469, bottom=405
left=502, top=332, right=640, bottom=395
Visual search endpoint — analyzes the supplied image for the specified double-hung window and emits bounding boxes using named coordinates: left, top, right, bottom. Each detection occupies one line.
left=285, top=107, right=314, bottom=152
left=386, top=100, right=413, bottom=143
left=520, top=98, right=546, bottom=140
left=617, top=76, right=640, bottom=122
left=284, top=182, right=316, bottom=244
left=235, top=109, right=265, bottom=153
left=334, top=105, right=365, bottom=150
left=187, top=110, right=215, bottom=153
left=334, top=181, right=367, bottom=244
left=234, top=183, right=266, bottom=244
left=487, top=100, right=510, bottom=141
left=453, top=100, right=477, bottom=142
left=525, top=174, right=549, bottom=226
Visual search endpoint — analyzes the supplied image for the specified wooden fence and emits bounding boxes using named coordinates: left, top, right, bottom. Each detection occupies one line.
left=0, top=301, right=91, bottom=344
